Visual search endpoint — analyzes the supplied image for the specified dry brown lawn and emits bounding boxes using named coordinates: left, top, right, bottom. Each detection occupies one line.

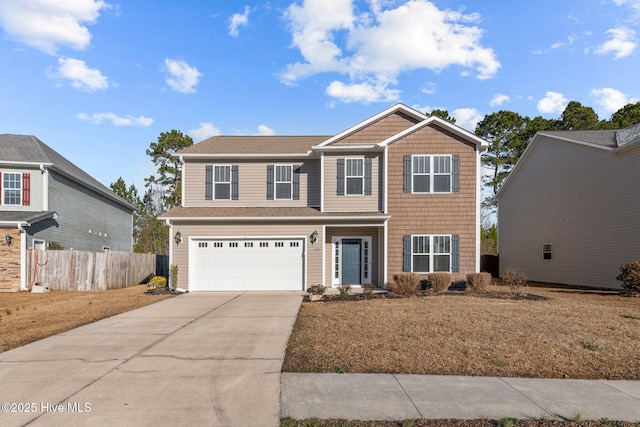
left=283, top=284, right=640, bottom=380
left=0, top=285, right=176, bottom=353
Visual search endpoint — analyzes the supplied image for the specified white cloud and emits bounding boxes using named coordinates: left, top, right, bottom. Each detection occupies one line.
left=490, top=94, right=510, bottom=107
left=0, top=0, right=108, bottom=55
left=281, top=0, right=500, bottom=103
left=164, top=58, right=202, bottom=93
left=537, top=91, right=568, bottom=115
left=612, top=0, right=640, bottom=22
left=256, top=125, right=275, bottom=136
left=452, top=108, right=483, bottom=132
left=189, top=122, right=221, bottom=141
left=591, top=87, right=639, bottom=113
left=594, top=27, right=637, bottom=59
left=76, top=112, right=153, bottom=127
left=326, top=80, right=401, bottom=103
left=49, top=57, right=108, bottom=91
left=229, top=6, right=250, bottom=37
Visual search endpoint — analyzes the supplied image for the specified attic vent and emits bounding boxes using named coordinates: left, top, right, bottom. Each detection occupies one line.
left=616, top=121, right=640, bottom=147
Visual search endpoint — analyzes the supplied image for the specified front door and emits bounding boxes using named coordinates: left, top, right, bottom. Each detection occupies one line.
left=341, top=238, right=362, bottom=284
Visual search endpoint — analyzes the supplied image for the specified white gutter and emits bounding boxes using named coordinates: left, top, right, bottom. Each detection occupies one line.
left=161, top=215, right=391, bottom=222
left=40, top=164, right=49, bottom=211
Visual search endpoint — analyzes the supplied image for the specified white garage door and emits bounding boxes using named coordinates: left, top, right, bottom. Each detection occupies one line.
left=189, top=238, right=304, bottom=291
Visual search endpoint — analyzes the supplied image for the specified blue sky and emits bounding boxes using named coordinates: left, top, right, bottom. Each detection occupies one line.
left=1, top=0, right=639, bottom=193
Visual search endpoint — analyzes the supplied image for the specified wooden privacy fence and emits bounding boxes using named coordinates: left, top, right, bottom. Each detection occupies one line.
left=26, top=249, right=158, bottom=291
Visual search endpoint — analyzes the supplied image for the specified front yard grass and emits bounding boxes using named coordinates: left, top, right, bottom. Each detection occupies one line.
left=0, top=285, right=176, bottom=353
left=283, top=284, right=640, bottom=380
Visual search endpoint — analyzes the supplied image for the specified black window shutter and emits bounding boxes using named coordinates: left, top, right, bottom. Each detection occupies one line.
left=452, top=154, right=460, bottom=193
left=364, top=157, right=372, bottom=195
left=292, top=165, right=300, bottom=200
left=451, top=234, right=460, bottom=273
left=266, top=165, right=274, bottom=200
left=403, top=155, right=412, bottom=193
left=231, top=165, right=239, bottom=200
left=403, top=235, right=411, bottom=272
left=336, top=158, right=345, bottom=196
left=205, top=165, right=213, bottom=200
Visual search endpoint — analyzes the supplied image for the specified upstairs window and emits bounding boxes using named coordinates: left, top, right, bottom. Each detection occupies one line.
left=267, top=164, right=300, bottom=200
left=205, top=165, right=238, bottom=200
left=214, top=165, right=231, bottom=200
left=404, top=154, right=459, bottom=193
left=542, top=244, right=552, bottom=260
left=336, top=157, right=372, bottom=196
left=275, top=165, right=293, bottom=199
left=345, top=158, right=364, bottom=195
left=3, top=173, right=21, bottom=205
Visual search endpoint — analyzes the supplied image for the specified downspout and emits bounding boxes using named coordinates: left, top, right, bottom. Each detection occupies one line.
left=475, top=148, right=482, bottom=273
left=40, top=164, right=49, bottom=211
left=179, top=155, right=185, bottom=207
left=19, top=224, right=28, bottom=291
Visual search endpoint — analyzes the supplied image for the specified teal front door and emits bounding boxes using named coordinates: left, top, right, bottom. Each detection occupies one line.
left=341, top=239, right=362, bottom=284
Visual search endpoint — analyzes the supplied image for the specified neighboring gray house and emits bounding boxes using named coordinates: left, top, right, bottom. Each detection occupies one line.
left=495, top=123, right=640, bottom=289
left=0, top=135, right=134, bottom=292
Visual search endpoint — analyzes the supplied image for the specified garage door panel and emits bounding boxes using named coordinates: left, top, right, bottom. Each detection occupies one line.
left=190, top=238, right=304, bottom=291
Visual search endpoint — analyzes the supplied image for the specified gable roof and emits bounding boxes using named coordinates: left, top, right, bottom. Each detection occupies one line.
left=316, top=103, right=427, bottom=147
left=378, top=115, right=489, bottom=150
left=495, top=124, right=640, bottom=200
left=0, top=134, right=133, bottom=211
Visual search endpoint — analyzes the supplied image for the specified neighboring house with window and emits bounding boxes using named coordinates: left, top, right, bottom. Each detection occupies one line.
left=0, top=135, right=134, bottom=292
left=160, top=104, right=488, bottom=291
left=495, top=123, right=640, bottom=289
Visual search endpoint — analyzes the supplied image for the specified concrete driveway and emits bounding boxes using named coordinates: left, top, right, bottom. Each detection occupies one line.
left=0, top=292, right=303, bottom=427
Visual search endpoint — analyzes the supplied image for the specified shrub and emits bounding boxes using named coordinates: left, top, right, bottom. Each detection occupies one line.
left=428, top=273, right=452, bottom=293
left=338, top=283, right=351, bottom=296
left=307, top=284, right=325, bottom=295
left=147, top=275, right=167, bottom=290
left=389, top=272, right=420, bottom=296
left=502, top=267, right=528, bottom=296
left=616, top=261, right=640, bottom=296
left=170, top=264, right=179, bottom=289
left=466, top=272, right=492, bottom=294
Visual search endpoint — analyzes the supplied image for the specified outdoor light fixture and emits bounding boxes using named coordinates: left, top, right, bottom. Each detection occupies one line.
left=174, top=231, right=183, bottom=245
left=310, top=230, right=318, bottom=244
left=5, top=234, right=13, bottom=246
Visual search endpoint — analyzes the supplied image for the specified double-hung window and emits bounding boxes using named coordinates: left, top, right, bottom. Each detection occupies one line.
left=3, top=173, right=21, bottom=205
left=404, top=154, right=458, bottom=193
left=345, top=158, right=364, bottom=195
left=275, top=165, right=293, bottom=199
left=214, top=165, right=231, bottom=200
left=404, top=234, right=459, bottom=273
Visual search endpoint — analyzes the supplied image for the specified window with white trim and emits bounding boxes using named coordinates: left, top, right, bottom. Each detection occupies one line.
left=345, top=158, right=364, bottom=195
left=275, top=165, right=293, bottom=199
left=214, top=165, right=231, bottom=200
left=411, top=235, right=451, bottom=273
left=3, top=173, right=21, bottom=205
left=412, top=155, right=452, bottom=193
left=542, top=244, right=552, bottom=260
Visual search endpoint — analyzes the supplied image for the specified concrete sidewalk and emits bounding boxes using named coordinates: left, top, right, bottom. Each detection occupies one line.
left=281, top=373, right=640, bottom=422
left=0, top=292, right=303, bottom=427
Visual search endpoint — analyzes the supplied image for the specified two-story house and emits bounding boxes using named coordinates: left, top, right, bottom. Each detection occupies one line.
left=0, top=135, right=134, bottom=292
left=160, top=104, right=488, bottom=291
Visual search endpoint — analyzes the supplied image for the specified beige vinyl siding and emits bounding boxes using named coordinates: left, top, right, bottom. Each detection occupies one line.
left=324, top=226, right=382, bottom=287
left=498, top=137, right=640, bottom=289
left=323, top=153, right=382, bottom=212
left=336, top=111, right=420, bottom=144
left=387, top=124, right=479, bottom=283
left=170, top=221, right=323, bottom=291
left=183, top=159, right=320, bottom=207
